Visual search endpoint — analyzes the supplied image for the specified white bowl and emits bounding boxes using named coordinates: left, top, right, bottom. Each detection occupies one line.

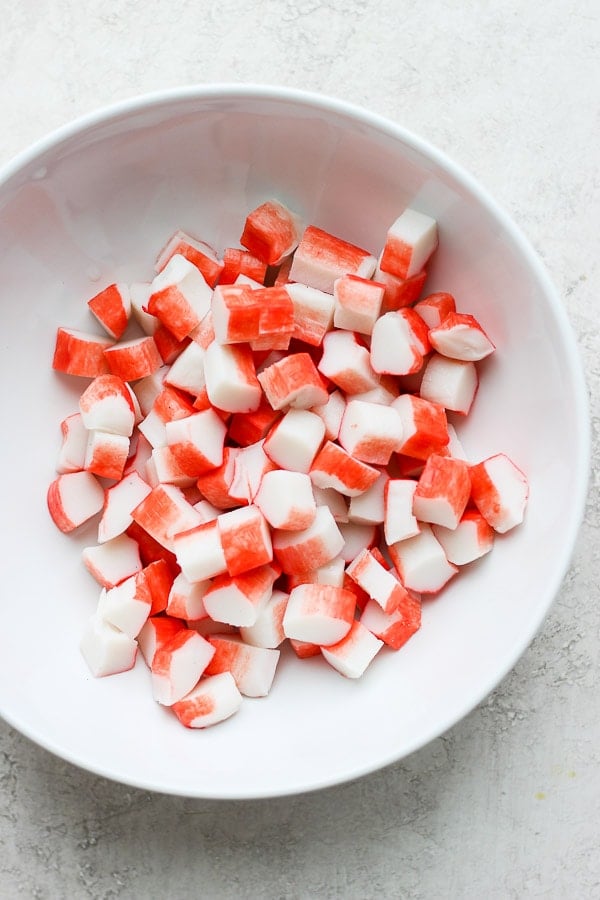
left=0, top=85, right=589, bottom=799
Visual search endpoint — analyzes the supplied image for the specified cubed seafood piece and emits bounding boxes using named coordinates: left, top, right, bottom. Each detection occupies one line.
left=348, top=471, right=389, bottom=524
left=309, top=441, right=380, bottom=497
left=165, top=408, right=226, bottom=477
left=166, top=572, right=211, bottom=621
left=273, top=505, right=345, bottom=575
left=469, top=453, right=529, bottom=533
left=284, top=282, right=335, bottom=346
left=202, top=563, right=280, bottom=627
left=311, top=389, right=346, bottom=442
left=171, top=672, right=243, bottom=728
left=203, top=340, right=262, bottom=413
left=428, top=312, right=495, bottom=361
left=205, top=635, right=280, bottom=697
left=258, top=352, right=328, bottom=410
left=239, top=588, right=289, bottom=649
left=130, top=282, right=158, bottom=335
left=360, top=590, right=422, bottom=651
left=80, top=613, right=138, bottom=677
left=338, top=399, right=404, bottom=465
left=217, top=505, right=273, bottom=577
left=56, top=412, right=87, bottom=474
left=370, top=310, right=428, bottom=376
left=240, top=199, right=303, bottom=266
left=103, top=336, right=163, bottom=382
left=97, top=570, right=152, bottom=638
left=318, top=330, right=379, bottom=394
left=151, top=629, right=215, bottom=706
left=346, top=547, right=410, bottom=614
left=87, top=282, right=131, bottom=339
left=420, top=354, right=478, bottom=415
left=172, top=519, right=227, bottom=583
left=333, top=274, right=385, bottom=335
left=413, top=454, right=472, bottom=529
left=390, top=394, right=450, bottom=460
left=379, top=208, right=438, bottom=279
left=47, top=470, right=104, bottom=533
left=79, top=374, right=136, bottom=436
left=84, top=429, right=130, bottom=481
left=147, top=254, right=213, bottom=340
left=388, top=523, right=457, bottom=594
left=254, top=469, right=317, bottom=531
left=155, top=229, right=224, bottom=287
left=163, top=340, right=207, bottom=396
left=321, top=620, right=383, bottom=679
left=219, top=247, right=267, bottom=285
left=413, top=291, right=456, bottom=328
left=132, top=483, right=202, bottom=551
left=337, top=521, right=378, bottom=562
left=432, top=509, right=495, bottom=565
left=263, top=408, right=325, bottom=473
left=52, top=327, right=113, bottom=377
left=289, top=225, right=377, bottom=293
left=138, top=614, right=186, bottom=667
left=383, top=478, right=420, bottom=544
left=82, top=532, right=142, bottom=589
left=283, top=583, right=356, bottom=645
left=375, top=263, right=427, bottom=314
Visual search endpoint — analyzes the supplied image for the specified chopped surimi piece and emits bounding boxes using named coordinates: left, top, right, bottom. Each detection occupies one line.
left=148, top=445, right=195, bottom=487
left=227, top=398, right=280, bottom=447
left=263, top=408, right=325, bottom=473
left=219, top=247, right=267, bottom=285
left=348, top=471, right=388, bottom=524
left=348, top=379, right=398, bottom=407
left=248, top=286, right=295, bottom=350
left=52, top=327, right=113, bottom=377
left=79, top=374, right=136, bottom=436
left=147, top=254, right=213, bottom=340
left=80, top=614, right=138, bottom=677
left=84, top=429, right=129, bottom=481
left=153, top=325, right=190, bottom=365
left=376, top=263, right=428, bottom=314
left=212, top=283, right=260, bottom=343
left=132, top=483, right=202, bottom=551
left=230, top=439, right=277, bottom=503
left=97, top=571, right=152, bottom=638
left=206, top=635, right=280, bottom=697
left=240, top=589, right=289, bottom=648
left=155, top=230, right=224, bottom=287
left=137, top=615, right=185, bottom=667
left=432, top=509, right=495, bottom=565
left=56, top=413, right=87, bottom=473
left=289, top=225, right=377, bottom=293
left=469, top=453, right=529, bottom=533
left=312, top=486, right=349, bottom=522
left=217, top=505, right=273, bottom=576
left=273, top=505, right=345, bottom=575
left=82, top=532, right=142, bottom=589
left=310, top=441, right=380, bottom=497
left=288, top=555, right=346, bottom=589
left=192, top=500, right=222, bottom=524
left=360, top=592, right=421, bottom=650
left=103, top=336, right=163, bottom=382
left=285, top=282, right=335, bottom=346
left=337, top=521, right=378, bottom=562
left=346, top=548, right=408, bottom=614
left=254, top=469, right=317, bottom=531
left=144, top=558, right=176, bottom=615
left=164, top=340, right=207, bottom=395
left=370, top=310, right=425, bottom=375
left=289, top=638, right=321, bottom=658
left=203, top=563, right=279, bottom=627
left=257, top=352, right=328, bottom=410
left=166, top=572, right=210, bottom=621
left=318, top=330, right=379, bottom=394
left=87, top=283, right=131, bottom=339
left=204, top=341, right=262, bottom=413
left=132, top=368, right=168, bottom=417
left=129, top=282, right=157, bottom=335
left=338, top=399, right=404, bottom=465
left=151, top=629, right=215, bottom=706
left=165, top=408, right=226, bottom=477
left=388, top=523, right=457, bottom=594
left=47, top=471, right=104, bottom=533
left=333, top=274, right=385, bottom=335
left=384, top=479, right=420, bottom=544
left=171, top=672, right=243, bottom=728
left=195, top=447, right=241, bottom=510
left=240, top=199, right=303, bottom=266
left=283, top=583, right=356, bottom=645
left=190, top=309, right=216, bottom=349
left=429, top=312, right=495, bottom=361
left=390, top=394, right=450, bottom=460
left=311, top=389, right=346, bottom=441
left=379, top=208, right=438, bottom=279
left=413, top=454, right=471, bottom=529
left=420, top=354, right=478, bottom=415
left=321, top=620, right=383, bottom=679
left=173, top=519, right=227, bottom=582
left=414, top=291, right=456, bottom=328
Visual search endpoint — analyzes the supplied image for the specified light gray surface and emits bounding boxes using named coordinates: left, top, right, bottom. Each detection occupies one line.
left=1, top=2, right=598, bottom=897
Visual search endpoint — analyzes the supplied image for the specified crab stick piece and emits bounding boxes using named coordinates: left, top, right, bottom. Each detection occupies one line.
left=310, top=441, right=380, bottom=497
left=143, top=558, right=176, bottom=615
left=211, top=283, right=261, bottom=343
left=97, top=570, right=152, bottom=638
left=311, top=486, right=349, bottom=523
left=166, top=572, right=211, bottom=621
left=413, top=291, right=456, bottom=328
left=228, top=439, right=276, bottom=504
left=254, top=469, right=317, bottom=531
left=338, top=399, right=404, bottom=466
left=137, top=614, right=186, bottom=667
left=420, top=354, right=478, bottom=415
left=390, top=394, right=450, bottom=460
left=239, top=588, right=289, bottom=649
left=219, top=247, right=268, bottom=285
left=375, top=263, right=428, bottom=314
left=318, top=330, right=379, bottom=395
left=204, top=340, right=262, bottom=414
left=171, top=672, right=243, bottom=728
left=155, top=230, right=224, bottom=287
left=289, top=225, right=377, bottom=293
left=164, top=408, right=226, bottom=478
left=431, top=509, right=495, bottom=565
left=273, top=505, right=345, bottom=575
left=195, top=447, right=243, bottom=510
left=413, top=454, right=471, bottom=530
left=248, top=286, right=295, bottom=351
left=428, top=312, right=495, bottom=361
left=172, top=520, right=228, bottom=583
left=203, top=563, right=280, bottom=627
left=383, top=479, right=420, bottom=544
left=469, top=453, right=529, bottom=533
left=87, top=283, right=131, bottom=339
left=337, top=521, right=378, bottom=563
left=346, top=548, right=409, bottom=615
left=258, top=352, right=328, bottom=411
left=129, top=282, right=157, bottom=335
left=131, top=483, right=202, bottom=551
left=205, top=635, right=280, bottom=697
left=103, top=336, right=163, bottom=382
left=283, top=583, right=356, bottom=645
left=388, top=523, right=457, bottom=594
left=151, top=629, right=215, bottom=706
left=163, top=340, right=207, bottom=396
left=82, top=532, right=142, bottom=589
left=360, top=590, right=422, bottom=650
left=227, top=397, right=281, bottom=447
left=263, top=408, right=325, bottom=474
left=333, top=274, right=385, bottom=335
left=153, top=324, right=190, bottom=365
left=56, top=413, right=87, bottom=473
left=311, top=389, right=346, bottom=442
left=379, top=208, right=438, bottom=279
left=79, top=374, right=136, bottom=436
left=370, top=310, right=426, bottom=376
left=348, top=471, right=388, bottom=524
left=217, top=505, right=273, bottom=577
left=240, top=199, right=303, bottom=266
left=132, top=368, right=169, bottom=417
left=47, top=470, right=105, bottom=533
left=321, top=620, right=383, bottom=679
left=84, top=429, right=130, bottom=481
left=285, top=282, right=335, bottom=346
left=147, top=254, right=213, bottom=340
left=52, top=327, right=114, bottom=377
left=80, top=613, right=138, bottom=677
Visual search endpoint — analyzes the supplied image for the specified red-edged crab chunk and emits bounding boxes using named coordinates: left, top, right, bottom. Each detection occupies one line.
left=375, top=262, right=427, bottom=314
left=318, top=330, right=379, bottom=394
left=289, top=225, right=377, bottom=293
left=132, top=369, right=168, bottom=418
left=379, top=208, right=438, bottom=279
left=420, top=354, right=478, bottom=415
left=212, top=283, right=261, bottom=343
left=413, top=454, right=471, bottom=530
left=218, top=247, right=268, bottom=285
left=155, top=229, right=224, bottom=287
left=203, top=563, right=280, bottom=627
left=87, top=283, right=131, bottom=339
left=171, top=672, right=243, bottom=728
left=137, top=614, right=186, bottom=667
left=103, top=336, right=163, bottom=382
left=429, top=312, right=495, bottom=361
left=338, top=399, right=404, bottom=466
left=346, top=547, right=410, bottom=615
left=240, top=199, right=303, bottom=266
left=309, top=441, right=380, bottom=497
left=97, top=570, right=152, bottom=638
left=333, top=274, right=385, bottom=335
left=163, top=341, right=207, bottom=396
left=264, top=409, right=325, bottom=474
left=79, top=374, right=136, bottom=436
left=248, top=286, right=295, bottom=351
left=321, top=620, right=383, bottom=679
left=84, top=429, right=130, bottom=481
left=413, top=291, right=456, bottom=328
left=52, top=327, right=114, bottom=377
left=47, top=471, right=105, bottom=533
left=273, top=505, right=345, bottom=575
left=205, top=635, right=280, bottom=697
left=239, top=588, right=289, bottom=649
left=147, top=254, right=212, bottom=341
left=173, top=520, right=227, bottom=583
left=143, top=558, right=177, bottom=615
left=151, top=629, right=215, bottom=706
left=166, top=572, right=210, bottom=622
left=388, top=523, right=457, bottom=594
left=82, top=532, right=142, bottom=589
left=258, top=352, right=328, bottom=411
left=360, top=589, right=422, bottom=651
left=204, top=341, right=262, bottom=414
left=230, top=440, right=277, bottom=504
left=254, top=469, right=317, bottom=531
left=383, top=478, right=420, bottom=544
left=370, top=310, right=427, bottom=376
left=283, top=583, right=356, bottom=645
left=129, top=282, right=157, bottom=335
left=79, top=613, right=138, bottom=677
left=195, top=447, right=242, bottom=510
left=147, top=446, right=196, bottom=488
left=56, top=413, right=87, bottom=474
left=285, top=282, right=335, bottom=346
left=390, top=394, right=450, bottom=460
left=348, top=471, right=388, bottom=524
left=165, top=408, right=226, bottom=478
left=311, top=389, right=346, bottom=442
left=98, top=470, right=152, bottom=544
left=138, top=385, right=197, bottom=449
left=217, top=505, right=273, bottom=577
left=432, top=509, right=495, bottom=565
left=312, top=486, right=349, bottom=523
left=132, top=483, right=202, bottom=551
left=469, top=453, right=529, bottom=533
left=337, top=521, right=378, bottom=563
left=227, top=396, right=281, bottom=447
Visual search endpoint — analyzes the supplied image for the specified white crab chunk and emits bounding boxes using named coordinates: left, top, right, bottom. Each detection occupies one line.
left=47, top=471, right=104, bottom=533
left=321, top=620, right=383, bottom=679
left=151, top=630, right=215, bottom=706
left=263, top=408, right=325, bottom=473
left=379, top=208, right=438, bottom=279
left=171, top=672, right=243, bottom=728
left=420, top=354, right=478, bottom=415
left=97, top=572, right=152, bottom=639
left=80, top=613, right=138, bottom=677
left=206, top=635, right=280, bottom=697
left=283, top=583, right=356, bottom=645
left=338, top=399, right=403, bottom=465
left=384, top=479, right=420, bottom=544
left=57, top=413, right=88, bottom=473
left=82, top=533, right=142, bottom=589
left=203, top=340, right=262, bottom=413
left=388, top=523, right=457, bottom=594
left=254, top=469, right=317, bottom=531
left=239, top=589, right=289, bottom=649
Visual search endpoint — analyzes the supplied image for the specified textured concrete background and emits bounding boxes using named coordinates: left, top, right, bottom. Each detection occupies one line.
left=1, top=1, right=598, bottom=897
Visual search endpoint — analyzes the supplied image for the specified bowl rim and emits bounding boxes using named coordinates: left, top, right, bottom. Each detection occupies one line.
left=0, top=83, right=591, bottom=798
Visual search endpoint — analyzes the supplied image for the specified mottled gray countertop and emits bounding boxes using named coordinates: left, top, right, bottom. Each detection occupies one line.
left=1, top=2, right=598, bottom=897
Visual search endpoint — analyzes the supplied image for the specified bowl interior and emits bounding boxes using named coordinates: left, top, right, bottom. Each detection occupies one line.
left=0, top=87, right=588, bottom=798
